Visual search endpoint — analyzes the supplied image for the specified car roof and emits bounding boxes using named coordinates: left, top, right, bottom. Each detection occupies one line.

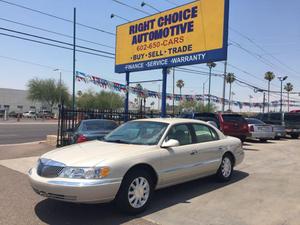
left=82, top=119, right=116, bottom=123
left=134, top=118, right=211, bottom=125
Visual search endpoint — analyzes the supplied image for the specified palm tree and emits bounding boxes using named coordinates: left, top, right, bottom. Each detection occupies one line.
left=284, top=82, right=293, bottom=112
left=226, top=73, right=235, bottom=111
left=264, top=71, right=275, bottom=113
left=176, top=79, right=184, bottom=97
left=206, top=62, right=217, bottom=104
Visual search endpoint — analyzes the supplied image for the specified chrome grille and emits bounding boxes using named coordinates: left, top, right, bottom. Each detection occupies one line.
left=37, top=159, right=65, bottom=178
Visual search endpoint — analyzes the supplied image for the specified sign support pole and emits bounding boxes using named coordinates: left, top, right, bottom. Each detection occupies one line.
left=125, top=72, right=130, bottom=121
left=161, top=68, right=167, bottom=118
left=72, top=8, right=76, bottom=111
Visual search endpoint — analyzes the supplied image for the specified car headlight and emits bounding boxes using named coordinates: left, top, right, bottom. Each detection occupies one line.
left=59, top=167, right=110, bottom=179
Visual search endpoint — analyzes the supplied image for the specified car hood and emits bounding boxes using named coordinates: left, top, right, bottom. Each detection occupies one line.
left=41, top=140, right=156, bottom=167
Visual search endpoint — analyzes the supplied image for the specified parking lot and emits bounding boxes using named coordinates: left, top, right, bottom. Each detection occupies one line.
left=0, top=138, right=299, bottom=225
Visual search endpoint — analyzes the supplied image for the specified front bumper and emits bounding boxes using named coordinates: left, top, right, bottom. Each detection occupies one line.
left=28, top=168, right=122, bottom=203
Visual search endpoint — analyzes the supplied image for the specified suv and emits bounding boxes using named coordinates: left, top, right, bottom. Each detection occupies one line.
left=37, top=110, right=54, bottom=119
left=180, top=112, right=249, bottom=142
left=256, top=112, right=300, bottom=139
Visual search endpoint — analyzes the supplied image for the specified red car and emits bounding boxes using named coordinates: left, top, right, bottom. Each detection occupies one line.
left=181, top=112, right=250, bottom=142
left=218, top=113, right=250, bottom=142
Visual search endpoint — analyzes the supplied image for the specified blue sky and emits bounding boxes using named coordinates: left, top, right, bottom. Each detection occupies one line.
left=0, top=0, right=300, bottom=111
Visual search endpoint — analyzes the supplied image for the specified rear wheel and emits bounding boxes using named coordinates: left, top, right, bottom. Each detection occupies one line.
left=115, top=170, right=154, bottom=214
left=291, top=134, right=299, bottom=139
left=216, top=154, right=233, bottom=182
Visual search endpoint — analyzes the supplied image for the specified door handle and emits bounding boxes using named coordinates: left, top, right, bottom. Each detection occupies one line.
left=218, top=146, right=225, bottom=150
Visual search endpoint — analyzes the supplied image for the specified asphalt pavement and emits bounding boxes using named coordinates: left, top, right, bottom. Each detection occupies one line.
left=0, top=139, right=300, bottom=225
left=0, top=119, right=57, bottom=145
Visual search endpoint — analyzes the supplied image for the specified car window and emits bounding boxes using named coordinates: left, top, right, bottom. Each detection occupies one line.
left=83, top=120, right=117, bottom=131
left=192, top=124, right=219, bottom=143
left=285, top=113, right=300, bottom=123
left=246, top=118, right=265, bottom=125
left=222, top=114, right=245, bottom=122
left=166, top=124, right=192, bottom=146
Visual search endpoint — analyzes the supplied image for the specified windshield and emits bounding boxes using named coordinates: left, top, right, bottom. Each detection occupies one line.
left=104, top=121, right=168, bottom=145
left=83, top=120, right=117, bottom=131
left=285, top=113, right=300, bottom=123
left=246, top=118, right=265, bottom=125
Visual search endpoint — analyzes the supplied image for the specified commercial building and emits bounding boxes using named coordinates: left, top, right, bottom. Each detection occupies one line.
left=0, top=88, right=43, bottom=113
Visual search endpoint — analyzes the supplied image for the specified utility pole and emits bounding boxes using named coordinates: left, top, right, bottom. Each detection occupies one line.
left=262, top=92, right=266, bottom=113
left=222, top=61, right=227, bottom=112
left=72, top=8, right=76, bottom=111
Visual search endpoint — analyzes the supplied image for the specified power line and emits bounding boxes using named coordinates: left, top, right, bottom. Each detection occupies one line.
left=0, top=0, right=115, bottom=36
left=0, top=32, right=115, bottom=59
left=0, top=27, right=115, bottom=56
left=112, top=0, right=151, bottom=15
left=230, top=27, right=300, bottom=76
left=0, top=17, right=114, bottom=49
left=0, top=55, right=72, bottom=72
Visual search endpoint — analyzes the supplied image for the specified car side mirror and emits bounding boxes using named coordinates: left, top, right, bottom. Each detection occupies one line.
left=162, top=139, right=180, bottom=148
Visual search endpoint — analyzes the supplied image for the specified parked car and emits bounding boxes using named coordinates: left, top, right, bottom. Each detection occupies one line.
left=8, top=111, right=23, bottom=118
left=245, top=118, right=275, bottom=142
left=28, top=118, right=244, bottom=214
left=68, top=119, right=119, bottom=144
left=257, top=112, right=300, bottom=139
left=181, top=112, right=249, bottom=142
left=22, top=111, right=37, bottom=118
left=37, top=110, right=54, bottom=119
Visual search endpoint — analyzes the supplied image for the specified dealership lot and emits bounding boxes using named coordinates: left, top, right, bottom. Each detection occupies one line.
left=0, top=139, right=300, bottom=225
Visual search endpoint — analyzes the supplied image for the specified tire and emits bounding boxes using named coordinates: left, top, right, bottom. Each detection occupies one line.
left=216, top=154, right=234, bottom=182
left=115, top=170, right=154, bottom=214
left=291, top=134, right=299, bottom=139
left=259, top=139, right=267, bottom=143
left=240, top=136, right=246, bottom=143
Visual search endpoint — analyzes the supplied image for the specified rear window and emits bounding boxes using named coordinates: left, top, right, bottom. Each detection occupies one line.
left=83, top=120, right=117, bottom=131
left=222, top=114, right=245, bottom=123
left=285, top=113, right=300, bottom=122
left=246, top=118, right=265, bottom=125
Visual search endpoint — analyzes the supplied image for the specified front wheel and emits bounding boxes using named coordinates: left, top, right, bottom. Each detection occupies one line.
left=216, top=154, right=233, bottom=182
left=115, top=170, right=154, bottom=214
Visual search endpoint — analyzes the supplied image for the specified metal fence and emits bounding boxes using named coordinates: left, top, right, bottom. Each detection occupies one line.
left=56, top=106, right=173, bottom=147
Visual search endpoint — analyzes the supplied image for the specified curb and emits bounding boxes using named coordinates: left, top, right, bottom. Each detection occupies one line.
left=0, top=140, right=46, bottom=147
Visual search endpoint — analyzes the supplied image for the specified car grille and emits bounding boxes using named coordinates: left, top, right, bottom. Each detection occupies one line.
left=37, top=160, right=65, bottom=178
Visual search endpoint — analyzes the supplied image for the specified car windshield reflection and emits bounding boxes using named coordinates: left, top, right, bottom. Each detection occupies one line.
left=103, top=121, right=168, bottom=145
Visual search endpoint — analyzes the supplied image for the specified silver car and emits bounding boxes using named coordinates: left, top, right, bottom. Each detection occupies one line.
left=246, top=118, right=275, bottom=142
left=28, top=118, right=244, bottom=214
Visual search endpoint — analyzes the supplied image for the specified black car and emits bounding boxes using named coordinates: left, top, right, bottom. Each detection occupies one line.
left=68, top=119, right=119, bottom=144
left=256, top=112, right=300, bottom=139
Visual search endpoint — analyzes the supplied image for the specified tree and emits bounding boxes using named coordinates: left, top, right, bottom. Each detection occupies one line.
left=179, top=100, right=217, bottom=113
left=284, top=82, right=293, bottom=112
left=176, top=79, right=185, bottom=96
left=226, top=73, right=235, bottom=111
left=264, top=71, right=275, bottom=113
left=77, top=90, right=124, bottom=109
left=27, top=78, right=69, bottom=112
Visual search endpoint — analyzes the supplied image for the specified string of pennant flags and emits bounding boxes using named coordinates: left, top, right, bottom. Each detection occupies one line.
left=76, top=71, right=300, bottom=109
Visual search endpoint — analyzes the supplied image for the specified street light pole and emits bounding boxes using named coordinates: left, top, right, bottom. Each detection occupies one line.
left=278, top=76, right=288, bottom=113
left=54, top=69, right=62, bottom=106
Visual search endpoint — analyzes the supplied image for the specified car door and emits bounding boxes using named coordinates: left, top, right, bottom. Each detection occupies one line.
left=159, top=123, right=209, bottom=186
left=190, top=123, right=223, bottom=174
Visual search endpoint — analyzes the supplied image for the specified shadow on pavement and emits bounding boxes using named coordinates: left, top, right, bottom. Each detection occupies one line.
left=34, top=170, right=249, bottom=225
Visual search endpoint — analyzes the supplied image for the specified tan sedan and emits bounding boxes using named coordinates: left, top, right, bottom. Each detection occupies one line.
left=28, top=118, right=244, bottom=214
